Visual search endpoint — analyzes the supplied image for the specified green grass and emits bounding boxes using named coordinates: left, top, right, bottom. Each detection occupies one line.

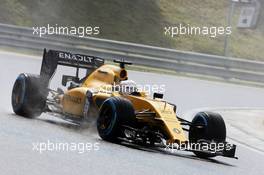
left=1, top=0, right=264, bottom=60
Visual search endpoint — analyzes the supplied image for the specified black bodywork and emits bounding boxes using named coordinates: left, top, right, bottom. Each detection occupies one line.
left=40, top=49, right=104, bottom=88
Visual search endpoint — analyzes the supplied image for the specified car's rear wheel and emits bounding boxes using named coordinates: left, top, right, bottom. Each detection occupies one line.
left=11, top=73, right=47, bottom=118
left=97, top=97, right=136, bottom=142
left=189, top=111, right=226, bottom=158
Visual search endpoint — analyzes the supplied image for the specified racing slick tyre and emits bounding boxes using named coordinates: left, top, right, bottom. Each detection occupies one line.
left=97, top=97, right=136, bottom=142
left=11, top=73, right=47, bottom=118
left=189, top=112, right=226, bottom=158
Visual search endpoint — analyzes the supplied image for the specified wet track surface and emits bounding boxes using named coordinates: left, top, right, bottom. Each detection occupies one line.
left=1, top=51, right=264, bottom=175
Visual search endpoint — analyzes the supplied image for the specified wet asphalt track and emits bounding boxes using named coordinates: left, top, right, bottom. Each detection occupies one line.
left=1, top=51, right=264, bottom=175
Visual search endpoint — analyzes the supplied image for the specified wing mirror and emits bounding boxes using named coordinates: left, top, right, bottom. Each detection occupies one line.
left=153, top=93, right=163, bottom=99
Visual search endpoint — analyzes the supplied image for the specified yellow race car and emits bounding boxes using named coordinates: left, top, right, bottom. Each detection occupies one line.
left=12, top=49, right=237, bottom=159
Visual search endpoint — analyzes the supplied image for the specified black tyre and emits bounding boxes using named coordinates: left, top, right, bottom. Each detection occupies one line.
left=189, top=112, right=226, bottom=158
left=11, top=73, right=47, bottom=118
left=97, top=97, right=136, bottom=142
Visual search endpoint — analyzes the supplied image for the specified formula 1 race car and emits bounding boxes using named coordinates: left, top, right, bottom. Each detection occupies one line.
left=12, top=49, right=237, bottom=159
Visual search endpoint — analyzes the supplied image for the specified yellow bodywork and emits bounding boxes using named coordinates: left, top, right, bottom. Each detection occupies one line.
left=61, top=64, right=187, bottom=143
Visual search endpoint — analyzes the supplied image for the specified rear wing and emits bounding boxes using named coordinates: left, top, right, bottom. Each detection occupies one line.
left=40, top=49, right=104, bottom=87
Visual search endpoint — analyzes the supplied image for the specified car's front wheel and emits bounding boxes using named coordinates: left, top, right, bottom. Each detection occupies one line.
left=189, top=111, right=226, bottom=158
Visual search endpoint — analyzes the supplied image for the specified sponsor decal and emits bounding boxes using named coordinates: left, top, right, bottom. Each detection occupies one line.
left=64, top=94, right=82, bottom=104
left=160, top=110, right=173, bottom=114
left=59, top=52, right=93, bottom=64
left=173, top=128, right=181, bottom=134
